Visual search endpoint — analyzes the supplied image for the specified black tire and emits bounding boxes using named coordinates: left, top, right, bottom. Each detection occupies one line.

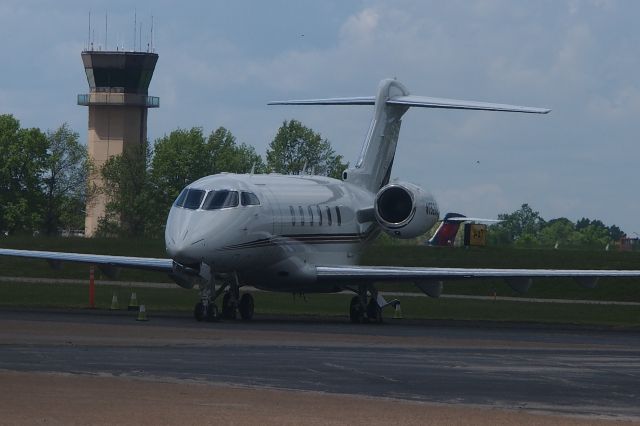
left=194, top=302, right=205, bottom=322
left=349, top=296, right=364, bottom=323
left=366, top=298, right=383, bottom=324
left=238, top=293, right=254, bottom=320
left=221, top=293, right=237, bottom=319
left=206, top=303, right=219, bottom=322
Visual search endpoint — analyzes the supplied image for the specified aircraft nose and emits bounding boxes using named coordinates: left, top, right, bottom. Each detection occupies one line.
left=165, top=208, right=205, bottom=263
left=166, top=235, right=205, bottom=264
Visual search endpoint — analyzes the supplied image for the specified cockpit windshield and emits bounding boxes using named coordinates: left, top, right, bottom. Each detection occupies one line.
left=174, top=188, right=206, bottom=210
left=202, top=190, right=239, bottom=210
left=241, top=191, right=260, bottom=206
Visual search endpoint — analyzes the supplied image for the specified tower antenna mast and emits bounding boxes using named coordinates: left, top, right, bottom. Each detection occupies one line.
left=87, top=10, right=91, bottom=50
left=134, top=10, right=137, bottom=51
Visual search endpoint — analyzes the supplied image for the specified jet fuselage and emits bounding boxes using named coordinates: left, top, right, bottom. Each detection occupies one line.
left=164, top=173, right=396, bottom=292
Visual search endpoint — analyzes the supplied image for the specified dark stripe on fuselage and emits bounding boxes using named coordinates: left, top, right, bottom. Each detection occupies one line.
left=220, top=226, right=378, bottom=251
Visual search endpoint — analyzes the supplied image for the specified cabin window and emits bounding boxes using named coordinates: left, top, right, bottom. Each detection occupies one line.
left=202, top=190, right=239, bottom=210
left=326, top=206, right=332, bottom=226
left=317, top=206, right=323, bottom=226
left=308, top=206, right=314, bottom=226
left=299, top=206, right=305, bottom=226
left=183, top=189, right=206, bottom=210
left=290, top=206, right=295, bottom=226
left=241, top=192, right=260, bottom=206
left=335, top=206, right=342, bottom=226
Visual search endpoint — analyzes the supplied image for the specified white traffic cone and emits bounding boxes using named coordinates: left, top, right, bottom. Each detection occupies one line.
left=393, top=302, right=403, bottom=319
left=136, top=304, right=148, bottom=321
left=110, top=292, right=120, bottom=310
left=127, top=292, right=139, bottom=311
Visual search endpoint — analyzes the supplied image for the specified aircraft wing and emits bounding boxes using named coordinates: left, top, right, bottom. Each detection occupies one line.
left=316, top=265, right=640, bottom=281
left=0, top=248, right=173, bottom=273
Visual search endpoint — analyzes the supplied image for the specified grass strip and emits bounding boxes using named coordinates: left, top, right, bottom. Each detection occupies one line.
left=1, top=282, right=638, bottom=328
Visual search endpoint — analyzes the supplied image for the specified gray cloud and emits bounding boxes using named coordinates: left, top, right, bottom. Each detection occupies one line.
left=1, top=0, right=638, bottom=233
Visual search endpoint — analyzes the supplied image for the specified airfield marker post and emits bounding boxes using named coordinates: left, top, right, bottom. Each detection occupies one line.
left=89, top=266, right=96, bottom=309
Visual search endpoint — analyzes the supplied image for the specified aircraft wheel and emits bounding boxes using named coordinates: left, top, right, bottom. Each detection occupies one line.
left=206, top=303, right=219, bottom=322
left=194, top=302, right=205, bottom=322
left=238, top=293, right=254, bottom=320
left=349, top=296, right=364, bottom=323
left=366, top=298, right=383, bottom=324
left=221, top=293, right=237, bottom=319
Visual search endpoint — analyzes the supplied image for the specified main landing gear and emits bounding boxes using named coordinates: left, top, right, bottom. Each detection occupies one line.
left=193, top=266, right=254, bottom=322
left=349, top=284, right=397, bottom=324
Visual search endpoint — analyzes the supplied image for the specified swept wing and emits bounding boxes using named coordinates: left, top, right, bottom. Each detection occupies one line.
left=0, top=248, right=173, bottom=273
left=316, top=265, right=640, bottom=280
left=1, top=248, right=638, bottom=284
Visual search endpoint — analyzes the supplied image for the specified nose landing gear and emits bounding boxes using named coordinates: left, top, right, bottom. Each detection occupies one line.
left=194, top=271, right=220, bottom=322
left=194, top=265, right=254, bottom=322
left=194, top=300, right=219, bottom=322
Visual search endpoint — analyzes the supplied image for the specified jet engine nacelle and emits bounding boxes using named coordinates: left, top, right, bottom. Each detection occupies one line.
left=374, top=181, right=439, bottom=239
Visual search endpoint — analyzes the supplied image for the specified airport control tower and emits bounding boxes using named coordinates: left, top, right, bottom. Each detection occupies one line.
left=78, top=50, right=159, bottom=236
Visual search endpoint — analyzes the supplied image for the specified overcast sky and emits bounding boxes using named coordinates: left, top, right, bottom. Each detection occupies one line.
left=1, top=0, right=639, bottom=234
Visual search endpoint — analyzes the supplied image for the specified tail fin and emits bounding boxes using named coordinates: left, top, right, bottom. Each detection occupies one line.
left=428, top=213, right=466, bottom=246
left=269, top=79, right=549, bottom=192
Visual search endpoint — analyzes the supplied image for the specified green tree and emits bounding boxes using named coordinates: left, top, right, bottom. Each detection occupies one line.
left=608, top=224, right=625, bottom=241
left=97, top=141, right=154, bottom=237
left=150, top=127, right=266, bottom=217
left=0, top=114, right=48, bottom=234
left=538, top=218, right=575, bottom=247
left=490, top=204, right=546, bottom=245
left=149, top=128, right=211, bottom=213
left=572, top=224, right=610, bottom=248
left=42, top=123, right=88, bottom=235
left=208, top=127, right=265, bottom=174
left=266, top=120, right=348, bottom=179
left=575, top=217, right=591, bottom=231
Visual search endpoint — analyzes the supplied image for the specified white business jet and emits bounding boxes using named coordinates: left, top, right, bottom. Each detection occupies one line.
left=2, top=79, right=639, bottom=322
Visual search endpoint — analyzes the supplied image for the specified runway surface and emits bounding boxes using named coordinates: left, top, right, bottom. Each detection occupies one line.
left=1, top=308, right=639, bottom=424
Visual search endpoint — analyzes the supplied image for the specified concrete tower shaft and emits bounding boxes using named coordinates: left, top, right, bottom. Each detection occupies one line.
left=78, top=51, right=159, bottom=236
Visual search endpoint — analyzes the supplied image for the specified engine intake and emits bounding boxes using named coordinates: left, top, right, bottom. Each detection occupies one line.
left=374, top=182, right=439, bottom=239
left=376, top=185, right=414, bottom=225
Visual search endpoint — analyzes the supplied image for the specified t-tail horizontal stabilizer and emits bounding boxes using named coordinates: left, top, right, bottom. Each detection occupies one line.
left=269, top=78, right=550, bottom=192
left=269, top=96, right=550, bottom=114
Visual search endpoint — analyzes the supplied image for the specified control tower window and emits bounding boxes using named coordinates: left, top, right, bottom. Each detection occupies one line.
left=202, top=190, right=239, bottom=210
